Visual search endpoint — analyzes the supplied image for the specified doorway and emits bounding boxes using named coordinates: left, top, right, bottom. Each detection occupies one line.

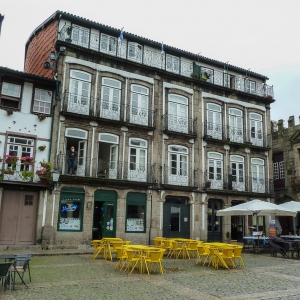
left=163, top=196, right=190, bottom=238
left=207, top=199, right=222, bottom=242
left=231, top=200, right=245, bottom=241
left=93, top=190, right=117, bottom=239
left=0, top=190, right=38, bottom=245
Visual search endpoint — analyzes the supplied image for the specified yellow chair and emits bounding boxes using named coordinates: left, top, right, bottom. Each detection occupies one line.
left=222, top=247, right=236, bottom=269
left=111, top=241, right=125, bottom=260
left=162, top=239, right=173, bottom=257
left=92, top=240, right=105, bottom=259
left=153, top=237, right=165, bottom=248
left=144, top=249, right=166, bottom=275
left=124, top=249, right=141, bottom=274
left=207, top=247, right=229, bottom=270
left=169, top=241, right=183, bottom=259
left=233, top=246, right=246, bottom=268
left=187, top=241, right=199, bottom=258
left=115, top=247, right=128, bottom=270
left=196, top=245, right=210, bottom=266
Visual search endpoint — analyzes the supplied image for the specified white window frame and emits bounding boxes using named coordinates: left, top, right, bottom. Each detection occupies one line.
left=251, top=158, right=265, bottom=193
left=100, top=34, right=117, bottom=56
left=279, top=161, right=285, bottom=179
left=207, top=103, right=222, bottom=139
left=33, top=88, right=52, bottom=114
left=168, top=145, right=189, bottom=186
left=207, top=152, right=223, bottom=189
left=128, top=138, right=148, bottom=182
left=71, top=25, right=90, bottom=48
left=1, top=82, right=21, bottom=98
left=166, top=54, right=180, bottom=74
left=100, top=78, right=121, bottom=120
left=130, top=85, right=149, bottom=126
left=168, top=94, right=188, bottom=133
left=230, top=155, right=245, bottom=191
left=250, top=113, right=263, bottom=146
left=229, top=108, right=243, bottom=143
left=128, top=42, right=142, bottom=63
left=273, top=162, right=279, bottom=180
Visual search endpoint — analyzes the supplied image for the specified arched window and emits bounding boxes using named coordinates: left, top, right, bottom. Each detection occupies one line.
left=207, top=103, right=222, bottom=139
left=168, top=94, right=188, bottom=133
left=230, top=155, right=245, bottom=191
left=207, top=152, right=223, bottom=189
left=128, top=138, right=148, bottom=182
left=250, top=113, right=263, bottom=146
left=251, top=158, right=265, bottom=193
left=100, top=77, right=122, bottom=121
left=68, top=70, right=91, bottom=116
left=229, top=108, right=243, bottom=143
left=130, top=85, right=149, bottom=126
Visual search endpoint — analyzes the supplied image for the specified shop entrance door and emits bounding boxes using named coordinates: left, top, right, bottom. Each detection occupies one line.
left=93, top=190, right=117, bottom=239
left=163, top=196, right=190, bottom=238
left=207, top=199, right=222, bottom=242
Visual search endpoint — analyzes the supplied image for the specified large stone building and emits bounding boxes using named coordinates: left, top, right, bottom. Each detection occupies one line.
left=272, top=116, right=300, bottom=234
left=21, top=11, right=275, bottom=247
left=0, top=67, right=57, bottom=245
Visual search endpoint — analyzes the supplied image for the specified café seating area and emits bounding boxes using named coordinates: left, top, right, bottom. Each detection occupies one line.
left=92, top=237, right=246, bottom=275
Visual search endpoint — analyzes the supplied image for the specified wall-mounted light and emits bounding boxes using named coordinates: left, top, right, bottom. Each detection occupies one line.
left=50, top=169, right=60, bottom=194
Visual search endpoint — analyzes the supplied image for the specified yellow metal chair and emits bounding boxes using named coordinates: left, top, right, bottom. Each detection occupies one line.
left=124, top=249, right=141, bottom=274
left=162, top=239, right=173, bottom=257
left=92, top=240, right=105, bottom=259
left=153, top=237, right=165, bottom=248
left=221, top=247, right=236, bottom=269
left=196, top=245, right=210, bottom=266
left=187, top=241, right=199, bottom=258
left=115, top=247, right=128, bottom=270
left=111, top=241, right=124, bottom=260
left=169, top=241, right=183, bottom=259
left=144, top=249, right=166, bottom=275
left=233, top=246, right=246, bottom=267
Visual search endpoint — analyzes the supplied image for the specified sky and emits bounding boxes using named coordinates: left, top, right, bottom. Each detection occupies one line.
left=1, top=0, right=299, bottom=124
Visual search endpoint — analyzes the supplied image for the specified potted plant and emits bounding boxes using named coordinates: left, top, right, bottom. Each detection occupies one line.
left=6, top=109, right=13, bottom=116
left=21, top=169, right=35, bottom=181
left=38, top=145, right=46, bottom=151
left=190, top=72, right=199, bottom=79
left=40, top=160, right=52, bottom=168
left=0, top=156, right=2, bottom=163
left=201, top=71, right=210, bottom=81
left=65, top=25, right=73, bottom=43
left=3, top=167, right=15, bottom=175
left=38, top=114, right=46, bottom=121
left=4, top=154, right=19, bottom=165
left=21, top=156, right=35, bottom=165
left=36, top=163, right=52, bottom=182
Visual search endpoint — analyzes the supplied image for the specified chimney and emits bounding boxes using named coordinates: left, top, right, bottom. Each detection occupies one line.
left=0, top=14, right=4, bottom=36
left=288, top=116, right=295, bottom=128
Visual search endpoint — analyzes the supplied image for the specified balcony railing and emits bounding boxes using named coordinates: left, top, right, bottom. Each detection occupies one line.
left=58, top=24, right=274, bottom=99
left=0, top=161, right=50, bottom=184
left=203, top=122, right=271, bottom=147
left=62, top=93, right=156, bottom=127
left=162, top=165, right=198, bottom=187
left=163, top=114, right=197, bottom=135
left=57, top=155, right=156, bottom=183
left=203, top=172, right=274, bottom=194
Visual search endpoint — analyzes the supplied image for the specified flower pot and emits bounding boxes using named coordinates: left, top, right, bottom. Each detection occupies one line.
left=3, top=171, right=14, bottom=175
left=39, top=147, right=46, bottom=151
left=23, top=161, right=34, bottom=165
left=5, top=159, right=14, bottom=164
left=40, top=163, right=49, bottom=168
left=0, top=159, right=2, bottom=162
left=38, top=175, right=48, bottom=183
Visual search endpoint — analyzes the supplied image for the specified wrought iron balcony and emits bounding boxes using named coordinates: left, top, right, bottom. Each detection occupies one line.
left=202, top=172, right=274, bottom=194
left=162, top=165, right=198, bottom=187
left=203, top=122, right=271, bottom=148
left=0, top=160, right=50, bottom=184
left=62, top=93, right=156, bottom=127
left=58, top=24, right=274, bottom=100
left=56, top=155, right=156, bottom=183
left=163, top=114, right=196, bottom=135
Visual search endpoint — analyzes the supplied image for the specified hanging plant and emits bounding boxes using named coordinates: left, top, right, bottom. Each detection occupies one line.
left=38, top=145, right=46, bottom=151
left=6, top=109, right=13, bottom=116
left=38, top=114, right=46, bottom=121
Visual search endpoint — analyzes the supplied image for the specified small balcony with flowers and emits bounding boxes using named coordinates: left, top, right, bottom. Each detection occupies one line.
left=0, top=155, right=52, bottom=185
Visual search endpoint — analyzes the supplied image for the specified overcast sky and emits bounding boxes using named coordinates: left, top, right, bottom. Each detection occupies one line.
left=1, top=0, right=299, bottom=124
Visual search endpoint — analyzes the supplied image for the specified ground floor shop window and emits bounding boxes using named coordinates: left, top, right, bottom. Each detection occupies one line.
left=126, top=192, right=146, bottom=233
left=58, top=187, right=85, bottom=231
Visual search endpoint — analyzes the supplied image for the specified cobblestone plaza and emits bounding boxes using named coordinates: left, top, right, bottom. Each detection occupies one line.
left=1, top=251, right=300, bottom=300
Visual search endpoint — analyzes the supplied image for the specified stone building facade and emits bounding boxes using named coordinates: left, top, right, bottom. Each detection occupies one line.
left=22, top=11, right=275, bottom=247
left=272, top=116, right=300, bottom=234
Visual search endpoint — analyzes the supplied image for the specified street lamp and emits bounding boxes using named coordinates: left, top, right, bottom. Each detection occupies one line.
left=50, top=169, right=60, bottom=194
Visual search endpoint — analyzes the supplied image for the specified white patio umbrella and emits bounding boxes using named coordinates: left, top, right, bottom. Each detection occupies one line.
left=279, top=201, right=300, bottom=234
left=216, top=199, right=297, bottom=233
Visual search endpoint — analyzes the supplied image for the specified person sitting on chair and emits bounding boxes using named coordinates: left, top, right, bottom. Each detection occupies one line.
left=68, top=146, right=77, bottom=175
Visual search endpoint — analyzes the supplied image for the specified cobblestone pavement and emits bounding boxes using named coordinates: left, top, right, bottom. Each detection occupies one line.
left=1, top=251, right=300, bottom=300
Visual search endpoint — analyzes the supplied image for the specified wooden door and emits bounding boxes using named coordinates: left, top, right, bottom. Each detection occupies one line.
left=0, top=190, right=38, bottom=245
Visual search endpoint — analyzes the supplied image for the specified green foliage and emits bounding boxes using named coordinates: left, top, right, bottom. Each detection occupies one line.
left=21, top=169, right=35, bottom=181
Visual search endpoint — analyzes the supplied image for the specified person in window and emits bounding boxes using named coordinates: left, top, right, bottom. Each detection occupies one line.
left=68, top=146, right=77, bottom=175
